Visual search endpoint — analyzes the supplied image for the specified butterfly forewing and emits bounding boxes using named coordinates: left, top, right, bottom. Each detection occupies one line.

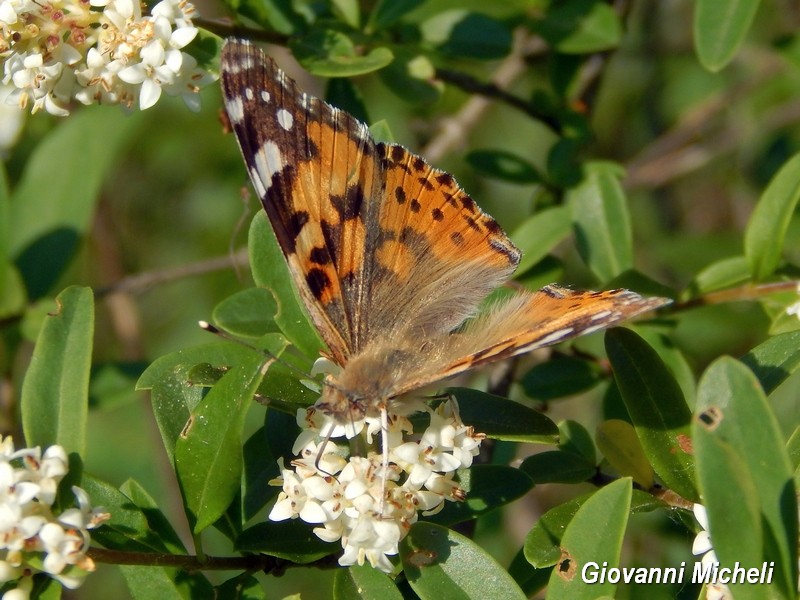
left=221, top=38, right=671, bottom=407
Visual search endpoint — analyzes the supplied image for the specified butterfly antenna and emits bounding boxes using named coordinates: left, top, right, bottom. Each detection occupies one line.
left=378, top=403, right=390, bottom=518
left=198, top=320, right=314, bottom=382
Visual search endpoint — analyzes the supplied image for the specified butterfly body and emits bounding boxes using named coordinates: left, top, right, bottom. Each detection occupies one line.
left=220, top=39, right=670, bottom=426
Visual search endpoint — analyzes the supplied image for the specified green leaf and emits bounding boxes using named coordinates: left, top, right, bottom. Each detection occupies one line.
left=401, top=522, right=526, bottom=599
left=466, top=150, right=543, bottom=184
left=175, top=351, right=270, bottom=532
left=291, top=29, right=394, bottom=77
left=378, top=50, right=442, bottom=105
left=80, top=475, right=155, bottom=552
left=21, top=286, right=93, bottom=454
left=367, top=0, right=424, bottom=31
left=534, top=0, right=622, bottom=54
left=119, top=479, right=186, bottom=554
left=236, top=520, right=338, bottom=563
left=327, top=77, right=370, bottom=124
left=568, top=162, right=633, bottom=281
left=242, top=426, right=280, bottom=520
left=212, top=288, right=281, bottom=339
left=507, top=549, right=552, bottom=596
left=120, top=564, right=213, bottom=600
left=509, top=206, right=572, bottom=276
left=334, top=565, right=402, bottom=599
left=686, top=255, right=751, bottom=296
left=449, top=388, right=559, bottom=443
left=216, top=575, right=264, bottom=600
left=694, top=0, right=760, bottom=72
left=9, top=109, right=137, bottom=299
left=521, top=355, right=603, bottom=401
left=694, top=357, right=797, bottom=599
left=740, top=330, right=800, bottom=395
left=545, top=479, right=631, bottom=599
left=596, top=420, right=655, bottom=489
left=605, top=328, right=697, bottom=501
left=524, top=489, right=662, bottom=568
left=331, top=0, right=360, bottom=29
left=558, top=420, right=596, bottom=463
left=420, top=10, right=512, bottom=59
left=519, top=451, right=596, bottom=484
left=227, top=0, right=307, bottom=35
left=427, top=465, right=534, bottom=526
left=249, top=213, right=324, bottom=358
left=744, top=152, right=800, bottom=280
left=138, top=341, right=265, bottom=461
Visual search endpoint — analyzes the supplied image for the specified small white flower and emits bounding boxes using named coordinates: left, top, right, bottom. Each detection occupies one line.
left=270, top=396, right=476, bottom=573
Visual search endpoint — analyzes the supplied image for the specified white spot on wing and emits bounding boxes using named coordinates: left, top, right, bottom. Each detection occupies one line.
left=261, top=90, right=271, bottom=103
left=537, top=327, right=575, bottom=346
left=251, top=140, right=283, bottom=196
left=245, top=87, right=254, bottom=101
left=225, top=97, right=244, bottom=124
left=574, top=323, right=605, bottom=337
left=277, top=108, right=294, bottom=131
left=589, top=310, right=613, bottom=321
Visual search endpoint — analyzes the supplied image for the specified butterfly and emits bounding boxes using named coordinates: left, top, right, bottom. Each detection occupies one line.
left=219, top=38, right=670, bottom=427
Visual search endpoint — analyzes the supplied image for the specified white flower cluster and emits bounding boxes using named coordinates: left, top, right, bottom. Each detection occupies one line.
left=0, top=0, right=215, bottom=115
left=0, top=437, right=108, bottom=599
left=269, top=397, right=483, bottom=573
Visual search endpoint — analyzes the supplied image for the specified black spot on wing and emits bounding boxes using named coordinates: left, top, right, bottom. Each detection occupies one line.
left=309, top=246, right=330, bottom=264
left=306, top=267, right=331, bottom=300
left=395, top=187, right=407, bottom=204
left=431, top=208, right=444, bottom=221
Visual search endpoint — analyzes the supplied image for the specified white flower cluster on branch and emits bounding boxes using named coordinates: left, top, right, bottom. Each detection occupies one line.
left=0, top=437, right=108, bottom=599
left=0, top=0, right=215, bottom=115
left=269, top=396, right=484, bottom=573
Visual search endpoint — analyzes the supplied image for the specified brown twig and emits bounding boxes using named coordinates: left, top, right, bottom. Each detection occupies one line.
left=94, top=249, right=249, bottom=298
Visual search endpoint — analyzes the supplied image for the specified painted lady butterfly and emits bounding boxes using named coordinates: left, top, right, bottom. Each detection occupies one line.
left=220, top=38, right=669, bottom=425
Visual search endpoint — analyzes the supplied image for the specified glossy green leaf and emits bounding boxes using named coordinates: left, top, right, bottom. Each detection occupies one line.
left=596, top=420, right=655, bottom=489
left=212, top=288, right=281, bottom=338
left=519, top=450, right=596, bottom=484
left=568, top=162, right=633, bottom=281
left=694, top=0, right=760, bottom=71
left=21, top=286, right=93, bottom=454
left=420, top=10, right=512, bottom=59
left=507, top=549, right=552, bottom=597
left=236, top=520, right=337, bottom=563
left=449, top=388, right=559, bottom=443
left=291, top=29, right=394, bottom=77
left=249, top=213, right=324, bottom=358
left=327, top=77, right=370, bottom=124
left=80, top=475, right=156, bottom=552
left=605, top=328, right=697, bottom=501
left=230, top=0, right=307, bottom=35
left=524, top=489, right=662, bottom=568
left=510, top=206, right=572, bottom=276
left=175, top=351, right=269, bottom=532
left=744, top=152, right=800, bottom=280
left=401, top=522, right=526, bottom=599
left=9, top=109, right=136, bottom=299
left=787, top=426, right=800, bottom=471
left=466, top=150, right=542, bottom=184
left=138, top=341, right=264, bottom=461
left=630, top=327, right=697, bottom=404
left=428, top=465, right=534, bottom=526
left=334, top=564, right=402, bottom=599
left=367, top=0, right=423, bottom=31
left=534, top=0, right=622, bottom=54
left=694, top=357, right=797, bottom=599
left=242, top=426, right=280, bottom=520
left=119, top=479, right=186, bottom=554
left=740, top=330, right=800, bottom=395
left=545, top=479, right=631, bottom=599
left=521, top=355, right=603, bottom=401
